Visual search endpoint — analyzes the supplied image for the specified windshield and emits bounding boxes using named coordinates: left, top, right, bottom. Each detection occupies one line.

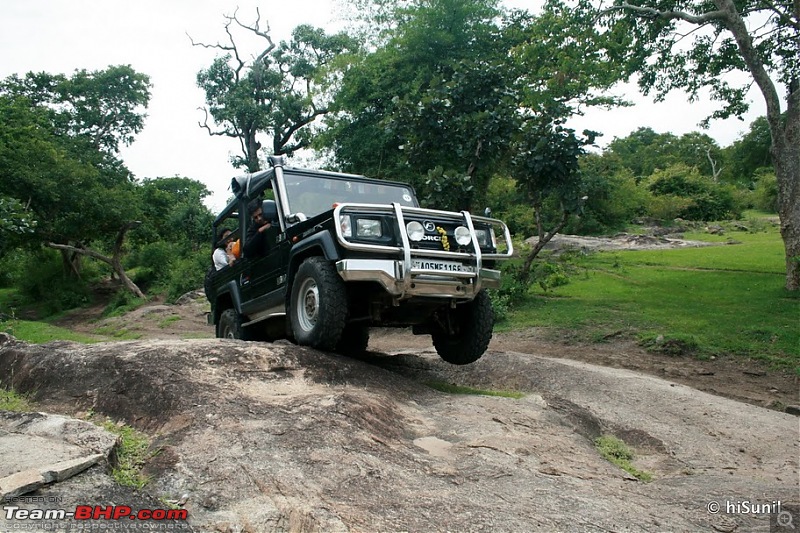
left=282, top=173, right=418, bottom=219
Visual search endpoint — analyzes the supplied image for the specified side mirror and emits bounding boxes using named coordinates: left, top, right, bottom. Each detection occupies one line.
left=484, top=207, right=492, bottom=217
left=261, top=199, right=278, bottom=223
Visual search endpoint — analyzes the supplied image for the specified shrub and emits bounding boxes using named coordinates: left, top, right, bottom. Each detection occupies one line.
left=568, top=168, right=648, bottom=235
left=16, top=249, right=91, bottom=315
left=645, top=164, right=740, bottom=221
left=103, top=290, right=146, bottom=317
left=126, top=242, right=174, bottom=289
left=488, top=262, right=530, bottom=322
left=752, top=169, right=778, bottom=213
left=166, top=249, right=209, bottom=302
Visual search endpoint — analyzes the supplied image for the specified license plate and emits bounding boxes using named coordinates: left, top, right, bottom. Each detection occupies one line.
left=412, top=260, right=473, bottom=272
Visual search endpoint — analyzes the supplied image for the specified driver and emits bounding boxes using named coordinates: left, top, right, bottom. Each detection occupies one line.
left=244, top=200, right=272, bottom=257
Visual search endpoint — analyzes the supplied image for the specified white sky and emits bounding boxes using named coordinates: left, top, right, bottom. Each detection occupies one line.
left=1, top=0, right=767, bottom=211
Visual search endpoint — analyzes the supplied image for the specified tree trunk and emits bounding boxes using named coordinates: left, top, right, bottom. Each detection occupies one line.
left=245, top=124, right=261, bottom=172
left=714, top=0, right=799, bottom=290
left=60, top=249, right=81, bottom=279
left=518, top=206, right=571, bottom=284
left=772, top=90, right=800, bottom=290
left=46, top=222, right=145, bottom=299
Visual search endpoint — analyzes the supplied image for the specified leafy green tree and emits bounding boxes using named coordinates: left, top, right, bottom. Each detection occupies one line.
left=0, top=196, right=36, bottom=259
left=326, top=0, right=629, bottom=211
left=136, top=177, right=214, bottom=248
left=511, top=120, right=596, bottom=281
left=722, top=116, right=772, bottom=185
left=325, top=0, right=519, bottom=206
left=607, top=128, right=723, bottom=180
left=0, top=66, right=152, bottom=298
left=591, top=0, right=799, bottom=289
left=193, top=10, right=358, bottom=172
left=1, top=65, right=151, bottom=154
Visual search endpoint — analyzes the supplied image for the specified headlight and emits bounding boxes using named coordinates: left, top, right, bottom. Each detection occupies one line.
left=474, top=229, right=489, bottom=247
left=454, top=226, right=471, bottom=246
left=406, top=221, right=424, bottom=241
left=356, top=218, right=382, bottom=238
left=340, top=215, right=352, bottom=237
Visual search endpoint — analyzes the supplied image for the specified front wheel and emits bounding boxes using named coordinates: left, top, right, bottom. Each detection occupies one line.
left=431, top=291, right=494, bottom=365
left=289, top=257, right=348, bottom=351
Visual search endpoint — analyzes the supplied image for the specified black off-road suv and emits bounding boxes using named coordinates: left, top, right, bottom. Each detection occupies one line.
left=206, top=156, right=513, bottom=365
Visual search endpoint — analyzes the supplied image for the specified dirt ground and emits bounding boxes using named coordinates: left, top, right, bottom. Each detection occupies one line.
left=53, top=292, right=799, bottom=413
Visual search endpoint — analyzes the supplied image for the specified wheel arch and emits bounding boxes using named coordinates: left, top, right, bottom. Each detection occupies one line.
left=212, top=280, right=242, bottom=324
left=286, top=231, right=341, bottom=305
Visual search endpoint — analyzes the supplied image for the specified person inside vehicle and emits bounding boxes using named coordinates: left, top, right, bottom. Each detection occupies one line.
left=244, top=199, right=272, bottom=257
left=213, top=229, right=234, bottom=270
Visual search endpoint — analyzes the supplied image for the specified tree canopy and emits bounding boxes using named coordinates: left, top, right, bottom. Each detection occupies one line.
left=585, top=0, right=798, bottom=289
left=193, top=10, right=358, bottom=172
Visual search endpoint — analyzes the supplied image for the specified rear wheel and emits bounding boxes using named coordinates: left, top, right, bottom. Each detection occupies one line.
left=289, top=257, right=348, bottom=351
left=431, top=291, right=494, bottom=365
left=217, top=308, right=249, bottom=340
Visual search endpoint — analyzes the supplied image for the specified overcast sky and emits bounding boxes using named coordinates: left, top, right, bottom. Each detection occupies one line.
left=1, top=1, right=767, bottom=211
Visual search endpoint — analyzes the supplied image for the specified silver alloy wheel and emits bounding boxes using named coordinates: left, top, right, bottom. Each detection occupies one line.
left=297, top=277, right=320, bottom=331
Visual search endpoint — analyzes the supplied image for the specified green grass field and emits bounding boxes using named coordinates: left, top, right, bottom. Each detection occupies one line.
left=503, top=220, right=798, bottom=371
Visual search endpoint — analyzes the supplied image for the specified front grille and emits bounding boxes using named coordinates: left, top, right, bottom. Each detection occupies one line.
left=405, top=218, right=474, bottom=253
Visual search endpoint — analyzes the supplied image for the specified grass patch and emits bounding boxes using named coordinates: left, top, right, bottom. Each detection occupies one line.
left=504, top=224, right=798, bottom=371
left=425, top=380, right=525, bottom=399
left=594, top=435, right=652, bottom=482
left=93, top=325, right=141, bottom=340
left=101, top=420, right=152, bottom=489
left=0, top=388, right=33, bottom=412
left=158, top=315, right=181, bottom=328
left=103, top=292, right=147, bottom=318
left=0, top=319, right=104, bottom=344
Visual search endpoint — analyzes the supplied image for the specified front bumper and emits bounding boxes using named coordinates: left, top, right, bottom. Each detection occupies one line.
left=336, top=259, right=501, bottom=299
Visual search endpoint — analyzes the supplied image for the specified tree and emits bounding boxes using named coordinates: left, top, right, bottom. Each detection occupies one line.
left=324, top=0, right=521, bottom=207
left=192, top=10, right=358, bottom=172
left=607, top=128, right=723, bottom=180
left=136, top=177, right=214, bottom=248
left=326, top=0, right=629, bottom=211
left=1, top=65, right=151, bottom=155
left=0, top=196, right=36, bottom=259
left=0, top=66, right=152, bottom=298
left=511, top=120, right=596, bottom=282
left=593, top=0, right=799, bottom=290
left=723, top=116, right=773, bottom=185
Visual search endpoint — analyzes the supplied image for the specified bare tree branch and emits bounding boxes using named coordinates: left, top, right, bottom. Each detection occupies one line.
left=603, top=3, right=729, bottom=24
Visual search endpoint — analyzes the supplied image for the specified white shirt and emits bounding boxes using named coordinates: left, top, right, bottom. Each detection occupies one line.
left=213, top=248, right=229, bottom=270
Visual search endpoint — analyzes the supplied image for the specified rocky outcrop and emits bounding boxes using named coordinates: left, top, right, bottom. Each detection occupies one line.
left=1, top=337, right=797, bottom=532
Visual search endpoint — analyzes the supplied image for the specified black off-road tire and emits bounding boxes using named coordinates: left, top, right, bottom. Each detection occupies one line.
left=217, top=308, right=249, bottom=340
left=431, top=290, right=494, bottom=365
left=289, top=257, right=348, bottom=351
left=335, top=324, right=370, bottom=355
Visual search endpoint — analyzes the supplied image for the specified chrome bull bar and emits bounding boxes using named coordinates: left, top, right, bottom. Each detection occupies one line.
left=333, top=203, right=513, bottom=299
